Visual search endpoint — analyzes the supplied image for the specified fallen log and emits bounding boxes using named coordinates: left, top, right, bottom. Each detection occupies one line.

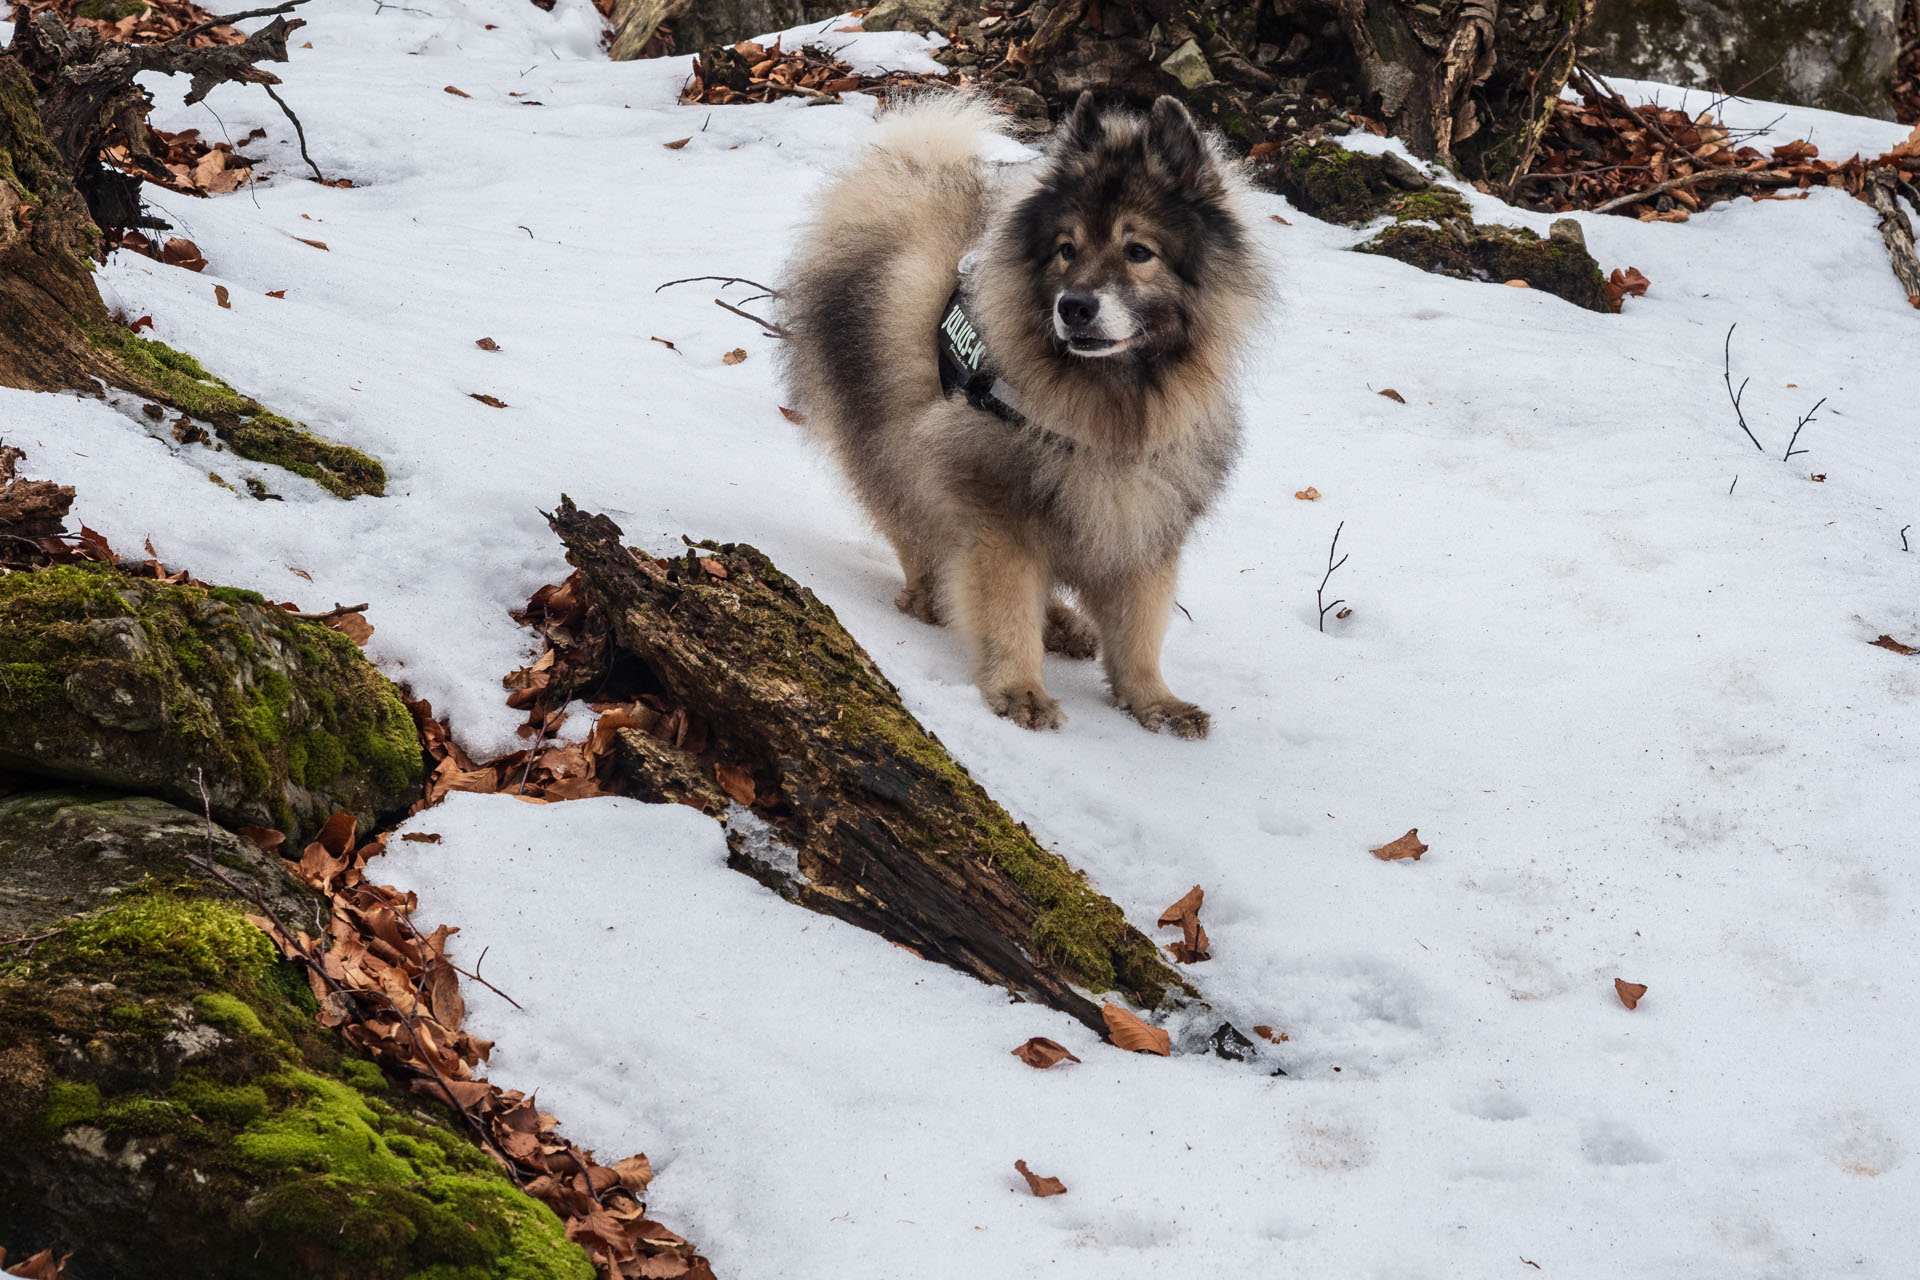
left=546, top=498, right=1196, bottom=1038
left=1865, top=165, right=1920, bottom=307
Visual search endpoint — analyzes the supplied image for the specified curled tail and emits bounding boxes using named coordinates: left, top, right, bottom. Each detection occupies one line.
left=863, top=91, right=1009, bottom=171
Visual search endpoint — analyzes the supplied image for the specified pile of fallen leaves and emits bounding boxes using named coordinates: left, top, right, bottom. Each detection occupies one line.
left=104, top=124, right=264, bottom=197
left=235, top=814, right=714, bottom=1279
left=15, top=0, right=244, bottom=47
left=681, top=35, right=956, bottom=107
left=1527, top=69, right=1920, bottom=221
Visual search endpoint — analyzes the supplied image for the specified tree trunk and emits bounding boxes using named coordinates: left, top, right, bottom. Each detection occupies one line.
left=547, top=499, right=1200, bottom=1039
left=607, top=0, right=847, bottom=60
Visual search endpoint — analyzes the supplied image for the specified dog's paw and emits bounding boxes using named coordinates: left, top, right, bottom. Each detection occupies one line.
left=895, top=583, right=942, bottom=626
left=1043, top=603, right=1100, bottom=660
left=987, top=684, right=1065, bottom=731
left=1123, top=696, right=1210, bottom=740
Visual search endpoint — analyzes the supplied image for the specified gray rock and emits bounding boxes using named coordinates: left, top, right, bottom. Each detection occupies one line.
left=1587, top=0, right=1901, bottom=120
left=0, top=566, right=423, bottom=843
left=0, top=790, right=320, bottom=939
left=1549, top=217, right=1587, bottom=248
left=1379, top=151, right=1432, bottom=191
left=860, top=0, right=978, bottom=34
left=1160, top=38, right=1215, bottom=91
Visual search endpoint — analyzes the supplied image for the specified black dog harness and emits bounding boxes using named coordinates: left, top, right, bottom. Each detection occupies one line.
left=936, top=285, right=1027, bottom=423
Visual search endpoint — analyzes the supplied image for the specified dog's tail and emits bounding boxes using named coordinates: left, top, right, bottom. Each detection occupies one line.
left=865, top=91, right=1008, bottom=171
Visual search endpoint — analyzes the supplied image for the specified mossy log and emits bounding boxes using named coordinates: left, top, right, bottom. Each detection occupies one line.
left=1358, top=216, right=1613, bottom=312
left=0, top=792, right=594, bottom=1280
left=548, top=498, right=1195, bottom=1035
left=0, top=565, right=424, bottom=844
left=0, top=15, right=385, bottom=498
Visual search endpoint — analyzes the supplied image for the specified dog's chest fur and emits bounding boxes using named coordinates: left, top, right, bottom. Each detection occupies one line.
left=1024, top=414, right=1238, bottom=582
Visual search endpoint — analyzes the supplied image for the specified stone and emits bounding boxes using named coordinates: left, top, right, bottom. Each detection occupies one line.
left=860, top=0, right=978, bottom=34
left=0, top=566, right=423, bottom=843
left=1160, top=38, right=1215, bottom=91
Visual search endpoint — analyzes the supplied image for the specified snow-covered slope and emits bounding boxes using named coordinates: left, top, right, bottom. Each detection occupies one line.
left=5, top=3, right=1916, bottom=1276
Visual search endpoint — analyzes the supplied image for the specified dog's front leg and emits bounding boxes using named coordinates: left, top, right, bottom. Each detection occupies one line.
left=956, top=531, right=1062, bottom=730
left=1085, top=555, right=1210, bottom=740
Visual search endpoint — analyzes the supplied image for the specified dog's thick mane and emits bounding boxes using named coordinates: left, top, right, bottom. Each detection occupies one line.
left=969, top=100, right=1268, bottom=458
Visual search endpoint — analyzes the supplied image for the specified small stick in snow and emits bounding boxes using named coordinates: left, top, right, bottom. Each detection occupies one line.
left=1901, top=525, right=1911, bottom=552
left=1721, top=325, right=1765, bottom=453
left=714, top=297, right=790, bottom=338
left=653, top=274, right=780, bottom=295
left=262, top=83, right=325, bottom=185
left=287, top=602, right=369, bottom=622
left=1317, top=521, right=1349, bottom=634
left=1728, top=474, right=1738, bottom=495
left=1781, top=397, right=1825, bottom=461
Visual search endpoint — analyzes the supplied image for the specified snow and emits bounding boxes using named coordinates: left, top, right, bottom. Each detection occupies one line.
left=6, top=3, right=1919, bottom=1276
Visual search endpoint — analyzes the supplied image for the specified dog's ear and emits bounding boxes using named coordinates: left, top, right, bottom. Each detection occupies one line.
left=1147, top=96, right=1210, bottom=189
left=1061, top=91, right=1103, bottom=150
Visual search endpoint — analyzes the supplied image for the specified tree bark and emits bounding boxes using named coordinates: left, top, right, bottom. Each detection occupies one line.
left=547, top=498, right=1199, bottom=1038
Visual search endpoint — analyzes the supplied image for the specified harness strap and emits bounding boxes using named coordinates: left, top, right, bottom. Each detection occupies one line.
left=936, top=285, right=1076, bottom=455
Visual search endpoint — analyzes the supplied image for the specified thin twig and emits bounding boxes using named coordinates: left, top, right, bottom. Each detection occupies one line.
left=1782, top=397, right=1825, bottom=460
left=1901, top=525, right=1911, bottom=552
left=1728, top=475, right=1738, bottom=495
left=171, top=0, right=309, bottom=48
left=262, top=83, right=325, bottom=184
left=1317, top=521, right=1349, bottom=634
left=1589, top=166, right=1788, bottom=216
left=714, top=298, right=790, bottom=337
left=288, top=602, right=368, bottom=622
left=654, top=275, right=779, bottom=295
left=1722, top=325, right=1765, bottom=453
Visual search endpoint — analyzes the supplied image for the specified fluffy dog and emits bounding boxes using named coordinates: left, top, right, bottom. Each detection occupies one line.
left=780, top=91, right=1264, bottom=737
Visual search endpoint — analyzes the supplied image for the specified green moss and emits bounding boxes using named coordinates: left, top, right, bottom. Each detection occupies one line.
left=1387, top=187, right=1471, bottom=224
left=1356, top=220, right=1613, bottom=312
left=194, top=991, right=272, bottom=1041
left=44, top=1080, right=100, bottom=1129
left=0, top=563, right=424, bottom=840
left=55, top=894, right=281, bottom=987
left=81, top=325, right=386, bottom=499
left=2, top=888, right=596, bottom=1279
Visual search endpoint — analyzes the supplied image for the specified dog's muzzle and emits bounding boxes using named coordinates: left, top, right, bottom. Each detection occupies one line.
left=1054, top=290, right=1134, bottom=356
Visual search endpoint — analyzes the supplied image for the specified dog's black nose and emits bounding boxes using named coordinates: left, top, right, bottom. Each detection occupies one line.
left=1056, top=293, right=1099, bottom=327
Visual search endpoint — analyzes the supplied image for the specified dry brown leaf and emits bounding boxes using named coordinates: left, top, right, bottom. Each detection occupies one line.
left=1294, top=486, right=1321, bottom=500
left=266, top=289, right=287, bottom=299
left=1336, top=606, right=1352, bottom=619
left=1252, top=1025, right=1289, bottom=1043
left=698, top=557, right=729, bottom=579
left=611, top=1153, right=655, bottom=1192
left=161, top=237, right=207, bottom=271
left=1503, top=278, right=1531, bottom=288
left=1269, top=213, right=1292, bottom=225
left=0, top=1247, right=70, bottom=1279
left=401, top=831, right=443, bottom=844
left=444, top=85, right=471, bottom=98
left=1101, top=1002, right=1170, bottom=1056
left=315, top=811, right=358, bottom=856
left=333, top=612, right=374, bottom=645
left=214, top=284, right=231, bottom=309
left=1870, top=634, right=1918, bottom=655
left=475, top=337, right=500, bottom=351
left=714, top=763, right=756, bottom=806
left=1371, top=829, right=1428, bottom=861
left=1615, top=978, right=1647, bottom=1010
left=1157, top=885, right=1203, bottom=929
left=1011, top=1036, right=1081, bottom=1069
left=722, top=348, right=748, bottom=365
left=1014, top=1159, right=1067, bottom=1197
left=470, top=393, right=508, bottom=408
left=663, top=137, right=691, bottom=150
left=651, top=336, right=679, bottom=352
left=235, top=825, right=285, bottom=851
left=1378, top=388, right=1406, bottom=404
left=293, top=237, right=329, bottom=251
left=778, top=406, right=807, bottom=424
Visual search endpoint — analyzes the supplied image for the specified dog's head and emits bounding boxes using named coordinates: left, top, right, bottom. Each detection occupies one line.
left=1011, top=93, right=1249, bottom=363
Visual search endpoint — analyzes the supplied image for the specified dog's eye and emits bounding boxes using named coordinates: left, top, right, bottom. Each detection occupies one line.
left=1125, top=243, right=1155, bottom=264
left=1057, top=242, right=1077, bottom=262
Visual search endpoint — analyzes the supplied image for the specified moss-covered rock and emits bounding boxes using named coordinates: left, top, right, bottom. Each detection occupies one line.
left=1256, top=140, right=1440, bottom=225
left=0, top=790, right=322, bottom=940
left=0, top=565, right=423, bottom=843
left=87, top=324, right=386, bottom=500
left=0, top=883, right=595, bottom=1280
left=1357, top=220, right=1613, bottom=312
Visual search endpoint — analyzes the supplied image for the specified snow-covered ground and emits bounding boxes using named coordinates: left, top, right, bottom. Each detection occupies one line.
left=6, top=3, right=1918, bottom=1276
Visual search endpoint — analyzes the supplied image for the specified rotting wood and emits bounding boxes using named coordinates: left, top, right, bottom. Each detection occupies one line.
left=546, top=497, right=1197, bottom=1038
left=1865, top=166, right=1920, bottom=307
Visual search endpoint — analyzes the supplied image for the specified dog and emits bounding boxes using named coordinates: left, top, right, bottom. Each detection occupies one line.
left=779, top=91, right=1264, bottom=737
